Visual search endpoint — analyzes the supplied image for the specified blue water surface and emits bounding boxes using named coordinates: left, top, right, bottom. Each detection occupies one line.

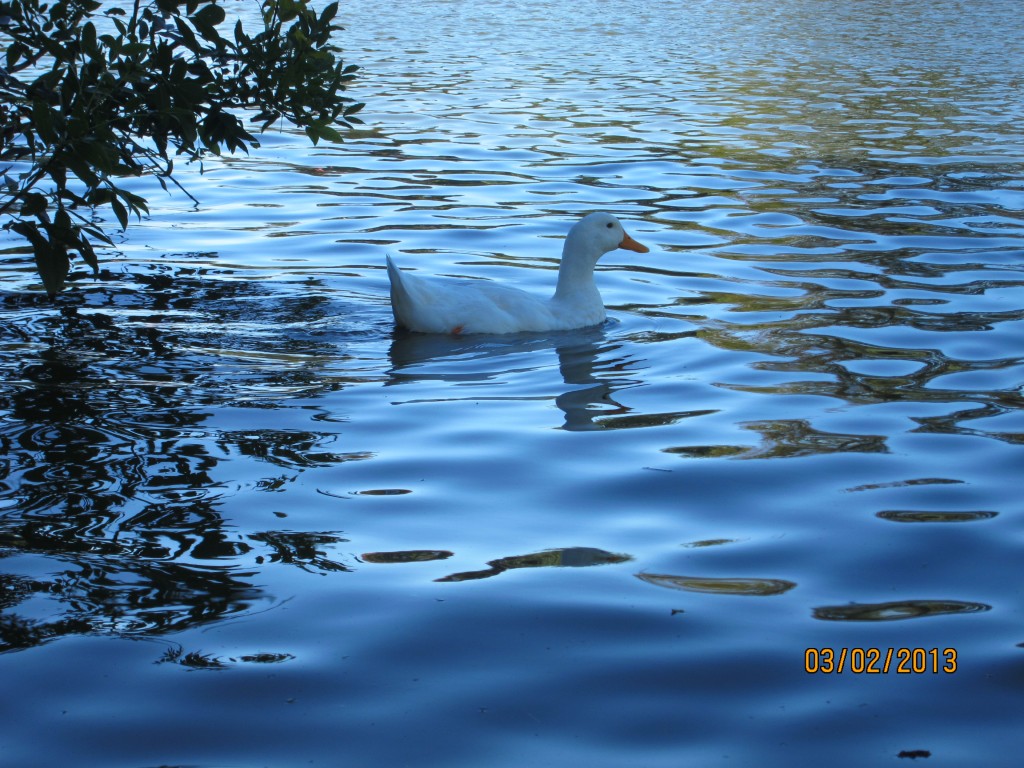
left=2, top=1, right=1023, bottom=766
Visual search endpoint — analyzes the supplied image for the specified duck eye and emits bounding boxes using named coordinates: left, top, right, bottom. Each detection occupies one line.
left=606, top=222, right=613, bottom=228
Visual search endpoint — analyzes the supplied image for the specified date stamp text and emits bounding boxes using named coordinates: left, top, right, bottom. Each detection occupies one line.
left=804, top=647, right=957, bottom=674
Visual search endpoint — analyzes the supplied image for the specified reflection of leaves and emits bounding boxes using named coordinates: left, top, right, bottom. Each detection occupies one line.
left=663, top=445, right=750, bottom=459
left=224, top=431, right=374, bottom=470
left=0, top=613, right=93, bottom=652
left=813, top=599, right=990, bottom=621
left=0, top=273, right=372, bottom=653
left=847, top=477, right=963, bottom=492
left=157, top=647, right=230, bottom=671
left=876, top=510, right=998, bottom=523
left=7, top=498, right=252, bottom=560
left=0, top=519, right=351, bottom=652
left=741, top=419, right=888, bottom=458
left=238, top=652, right=294, bottom=664
left=0, top=572, right=34, bottom=610
left=912, top=401, right=1024, bottom=442
left=0, top=558, right=265, bottom=653
left=690, top=251, right=1024, bottom=447
left=663, top=419, right=890, bottom=460
left=250, top=531, right=352, bottom=573
left=362, top=550, right=453, bottom=564
left=595, top=409, right=719, bottom=430
left=1, top=495, right=266, bottom=653
left=681, top=538, right=740, bottom=549
left=436, top=547, right=632, bottom=583
left=636, top=573, right=796, bottom=596
left=156, top=646, right=294, bottom=669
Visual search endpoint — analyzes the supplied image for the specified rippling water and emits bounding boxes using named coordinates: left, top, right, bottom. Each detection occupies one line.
left=2, top=1, right=1024, bottom=765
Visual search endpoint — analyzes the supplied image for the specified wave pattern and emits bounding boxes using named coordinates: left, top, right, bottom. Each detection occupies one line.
left=1, top=1, right=1023, bottom=765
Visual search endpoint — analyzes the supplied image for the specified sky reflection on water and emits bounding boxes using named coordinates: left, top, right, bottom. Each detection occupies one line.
left=2, top=0, right=1024, bottom=766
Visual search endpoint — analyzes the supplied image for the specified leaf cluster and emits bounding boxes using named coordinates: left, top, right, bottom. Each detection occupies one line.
left=0, top=0, right=363, bottom=295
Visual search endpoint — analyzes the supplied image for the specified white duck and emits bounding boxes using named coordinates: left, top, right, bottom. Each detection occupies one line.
left=386, top=212, right=649, bottom=334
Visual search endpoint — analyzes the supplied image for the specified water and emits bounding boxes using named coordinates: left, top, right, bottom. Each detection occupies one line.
left=2, top=0, right=1024, bottom=765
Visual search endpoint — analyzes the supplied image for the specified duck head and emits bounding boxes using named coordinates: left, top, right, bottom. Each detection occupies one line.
left=565, top=212, right=650, bottom=263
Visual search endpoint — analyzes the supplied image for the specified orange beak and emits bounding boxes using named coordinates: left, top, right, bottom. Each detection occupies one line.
left=619, top=231, right=649, bottom=254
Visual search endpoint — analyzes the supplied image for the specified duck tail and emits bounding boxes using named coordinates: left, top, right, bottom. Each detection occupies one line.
left=385, top=255, right=412, bottom=328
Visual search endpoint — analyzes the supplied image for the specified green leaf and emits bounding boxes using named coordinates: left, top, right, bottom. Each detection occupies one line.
left=121, top=190, right=150, bottom=216
left=110, top=195, right=129, bottom=230
left=66, top=155, right=101, bottom=187
left=277, top=0, right=304, bottom=23
left=31, top=100, right=57, bottom=144
left=34, top=240, right=71, bottom=297
left=54, top=206, right=73, bottom=235
left=305, top=121, right=343, bottom=145
left=233, top=19, right=249, bottom=45
left=7, top=0, right=362, bottom=293
left=174, top=16, right=200, bottom=52
left=10, top=221, right=45, bottom=250
left=81, top=21, right=98, bottom=54
left=191, top=3, right=226, bottom=36
left=22, top=192, right=50, bottom=217
left=84, top=226, right=114, bottom=246
left=124, top=42, right=151, bottom=57
left=77, top=237, right=100, bottom=273
left=99, top=34, right=122, bottom=57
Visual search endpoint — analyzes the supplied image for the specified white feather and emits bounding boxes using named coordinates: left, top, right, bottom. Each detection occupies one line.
left=386, top=213, right=649, bottom=335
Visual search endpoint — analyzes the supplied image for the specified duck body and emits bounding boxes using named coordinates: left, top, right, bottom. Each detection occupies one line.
left=387, top=213, right=648, bottom=335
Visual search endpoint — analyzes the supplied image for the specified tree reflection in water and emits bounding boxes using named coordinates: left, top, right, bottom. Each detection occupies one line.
left=0, top=279, right=362, bottom=652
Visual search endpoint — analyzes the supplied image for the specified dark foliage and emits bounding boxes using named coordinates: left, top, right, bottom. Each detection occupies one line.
left=0, top=0, right=362, bottom=294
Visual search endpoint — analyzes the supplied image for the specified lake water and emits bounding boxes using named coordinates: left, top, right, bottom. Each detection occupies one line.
left=2, top=0, right=1024, bottom=765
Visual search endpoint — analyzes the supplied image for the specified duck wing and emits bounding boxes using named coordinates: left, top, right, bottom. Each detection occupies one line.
left=387, top=256, right=557, bottom=334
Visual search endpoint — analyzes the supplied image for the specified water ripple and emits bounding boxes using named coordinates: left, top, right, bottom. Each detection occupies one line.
left=3, top=0, right=1024, bottom=764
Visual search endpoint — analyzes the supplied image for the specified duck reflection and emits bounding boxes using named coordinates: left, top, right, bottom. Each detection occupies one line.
left=387, top=324, right=643, bottom=431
